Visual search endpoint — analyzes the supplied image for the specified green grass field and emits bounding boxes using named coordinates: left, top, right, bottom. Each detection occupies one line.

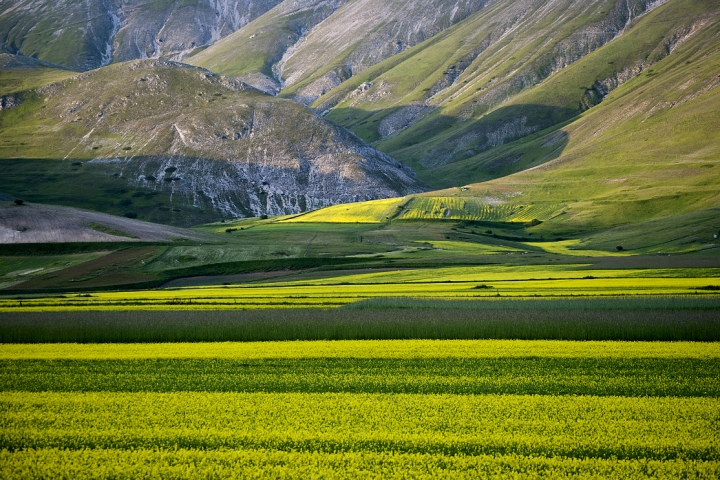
left=1, top=340, right=718, bottom=478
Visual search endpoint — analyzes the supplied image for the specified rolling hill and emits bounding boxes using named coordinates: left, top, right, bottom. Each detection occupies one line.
left=0, top=59, right=424, bottom=225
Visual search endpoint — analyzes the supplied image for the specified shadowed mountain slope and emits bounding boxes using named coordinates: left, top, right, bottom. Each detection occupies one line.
left=0, top=200, right=214, bottom=243
left=0, top=60, right=425, bottom=226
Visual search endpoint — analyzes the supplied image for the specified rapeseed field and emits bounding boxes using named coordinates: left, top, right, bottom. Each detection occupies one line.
left=1, top=341, right=718, bottom=478
left=2, top=265, right=718, bottom=311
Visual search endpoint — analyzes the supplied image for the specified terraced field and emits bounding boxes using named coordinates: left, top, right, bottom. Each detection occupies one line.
left=398, top=197, right=564, bottom=223
left=1, top=341, right=718, bottom=478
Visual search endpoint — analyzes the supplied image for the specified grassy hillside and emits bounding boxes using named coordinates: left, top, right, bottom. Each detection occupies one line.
left=189, top=0, right=492, bottom=101
left=285, top=0, right=720, bottom=241
left=0, top=0, right=283, bottom=71
left=0, top=54, right=77, bottom=98
left=317, top=0, right=717, bottom=186
left=455, top=4, right=720, bottom=234
left=0, top=60, right=424, bottom=225
left=189, top=0, right=349, bottom=94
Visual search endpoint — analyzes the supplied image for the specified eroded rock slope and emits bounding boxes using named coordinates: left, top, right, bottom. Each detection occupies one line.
left=0, top=61, right=424, bottom=222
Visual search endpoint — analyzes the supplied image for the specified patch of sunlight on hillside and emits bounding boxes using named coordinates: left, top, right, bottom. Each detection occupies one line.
left=524, top=239, right=632, bottom=257
left=398, top=197, right=564, bottom=222
left=282, top=198, right=405, bottom=223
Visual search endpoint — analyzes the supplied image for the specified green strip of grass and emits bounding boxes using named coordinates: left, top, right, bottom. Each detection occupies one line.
left=2, top=356, right=717, bottom=397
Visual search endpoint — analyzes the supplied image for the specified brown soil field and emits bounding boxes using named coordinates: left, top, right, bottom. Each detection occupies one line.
left=9, top=247, right=160, bottom=290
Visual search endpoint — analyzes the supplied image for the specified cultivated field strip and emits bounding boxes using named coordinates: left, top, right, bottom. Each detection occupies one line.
left=2, top=265, right=719, bottom=311
left=283, top=198, right=405, bottom=223
left=2, top=357, right=719, bottom=397
left=2, top=392, right=719, bottom=460
left=3, top=340, right=718, bottom=360
left=2, top=340, right=719, bottom=478
left=3, top=448, right=718, bottom=479
left=397, top=197, right=564, bottom=223
left=3, top=298, right=719, bottom=342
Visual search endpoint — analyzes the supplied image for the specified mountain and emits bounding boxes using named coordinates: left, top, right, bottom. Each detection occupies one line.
left=189, top=0, right=350, bottom=95
left=0, top=60, right=424, bottom=225
left=189, top=0, right=493, bottom=98
left=315, top=0, right=709, bottom=186
left=0, top=0, right=282, bottom=71
left=301, top=0, right=720, bottom=236
left=1, top=0, right=717, bottom=237
left=188, top=0, right=719, bottom=189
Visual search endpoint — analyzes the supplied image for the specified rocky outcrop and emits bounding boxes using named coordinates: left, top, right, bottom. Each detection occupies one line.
left=0, top=94, right=20, bottom=111
left=378, top=105, right=431, bottom=139
left=580, top=19, right=708, bottom=110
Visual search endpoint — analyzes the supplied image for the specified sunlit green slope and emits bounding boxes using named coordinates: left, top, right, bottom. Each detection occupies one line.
left=289, top=0, right=720, bottom=240
left=188, top=0, right=350, bottom=94
left=317, top=0, right=718, bottom=187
